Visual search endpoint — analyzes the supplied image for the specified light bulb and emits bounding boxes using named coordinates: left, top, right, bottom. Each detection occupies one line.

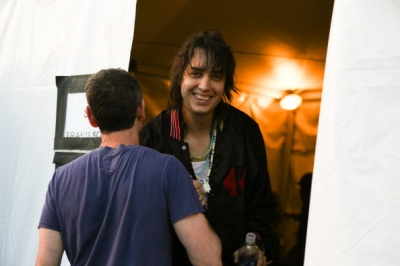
left=280, top=94, right=302, bottom=110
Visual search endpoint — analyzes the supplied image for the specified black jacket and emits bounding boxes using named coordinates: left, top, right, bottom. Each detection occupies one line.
left=139, top=104, right=278, bottom=265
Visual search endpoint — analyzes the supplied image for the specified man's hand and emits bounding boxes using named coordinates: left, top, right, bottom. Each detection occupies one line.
left=192, top=180, right=206, bottom=206
left=233, top=249, right=268, bottom=266
left=233, top=249, right=239, bottom=264
left=257, top=249, right=267, bottom=266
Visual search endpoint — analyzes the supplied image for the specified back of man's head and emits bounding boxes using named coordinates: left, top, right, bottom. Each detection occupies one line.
left=86, top=68, right=142, bottom=134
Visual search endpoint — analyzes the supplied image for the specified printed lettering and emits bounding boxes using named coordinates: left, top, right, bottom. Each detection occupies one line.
left=238, top=167, right=246, bottom=192
left=65, top=132, right=99, bottom=138
left=222, top=167, right=247, bottom=197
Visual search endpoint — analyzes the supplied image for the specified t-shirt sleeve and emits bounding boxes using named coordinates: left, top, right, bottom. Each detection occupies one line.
left=163, top=156, right=204, bottom=224
left=38, top=173, right=61, bottom=232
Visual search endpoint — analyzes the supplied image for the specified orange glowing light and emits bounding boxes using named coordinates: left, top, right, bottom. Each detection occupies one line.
left=257, top=97, right=273, bottom=108
left=280, top=94, right=302, bottom=110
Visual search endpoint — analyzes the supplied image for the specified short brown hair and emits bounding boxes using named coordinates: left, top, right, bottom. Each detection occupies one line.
left=85, top=68, right=142, bottom=133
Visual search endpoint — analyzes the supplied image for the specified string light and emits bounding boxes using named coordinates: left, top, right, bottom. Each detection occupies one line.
left=280, top=94, right=302, bottom=110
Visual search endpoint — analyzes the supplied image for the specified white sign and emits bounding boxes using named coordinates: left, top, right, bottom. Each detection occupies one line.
left=64, top=93, right=100, bottom=138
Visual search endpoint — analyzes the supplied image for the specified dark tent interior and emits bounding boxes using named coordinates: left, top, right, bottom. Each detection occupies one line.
left=129, top=0, right=335, bottom=264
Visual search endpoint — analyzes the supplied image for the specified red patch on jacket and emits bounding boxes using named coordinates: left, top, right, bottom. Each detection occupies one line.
left=223, top=167, right=247, bottom=196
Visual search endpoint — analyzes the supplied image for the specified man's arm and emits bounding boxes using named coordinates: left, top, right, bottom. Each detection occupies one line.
left=35, top=228, right=64, bottom=266
left=173, top=213, right=222, bottom=266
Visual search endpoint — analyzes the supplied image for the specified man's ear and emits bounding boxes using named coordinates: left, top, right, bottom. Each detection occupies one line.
left=85, top=106, right=98, bottom=128
left=136, top=99, right=146, bottom=122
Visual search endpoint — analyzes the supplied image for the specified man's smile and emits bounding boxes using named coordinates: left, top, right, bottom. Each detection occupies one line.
left=194, top=93, right=212, bottom=101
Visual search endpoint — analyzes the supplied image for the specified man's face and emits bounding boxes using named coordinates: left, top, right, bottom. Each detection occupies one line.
left=181, top=49, right=226, bottom=117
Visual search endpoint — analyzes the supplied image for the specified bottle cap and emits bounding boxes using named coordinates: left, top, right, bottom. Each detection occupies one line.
left=245, top=232, right=256, bottom=245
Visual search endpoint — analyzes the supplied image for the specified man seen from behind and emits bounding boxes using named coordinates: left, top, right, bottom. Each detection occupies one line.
left=35, top=68, right=222, bottom=266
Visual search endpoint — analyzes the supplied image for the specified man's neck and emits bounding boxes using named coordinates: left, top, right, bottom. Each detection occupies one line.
left=182, top=110, right=215, bottom=160
left=184, top=111, right=214, bottom=137
left=100, top=127, right=140, bottom=148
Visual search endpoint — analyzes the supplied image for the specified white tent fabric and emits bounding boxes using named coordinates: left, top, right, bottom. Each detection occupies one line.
left=306, top=0, right=400, bottom=265
left=0, top=0, right=137, bottom=264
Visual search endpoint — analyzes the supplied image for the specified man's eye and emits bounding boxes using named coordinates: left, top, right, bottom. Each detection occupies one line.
left=212, top=74, right=223, bottom=80
left=191, top=72, right=201, bottom=77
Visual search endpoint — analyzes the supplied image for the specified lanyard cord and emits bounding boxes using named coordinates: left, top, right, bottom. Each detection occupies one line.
left=196, top=120, right=217, bottom=191
left=207, top=121, right=218, bottom=178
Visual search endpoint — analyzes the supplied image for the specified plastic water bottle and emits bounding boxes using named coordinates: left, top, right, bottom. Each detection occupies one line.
left=237, top=232, right=259, bottom=266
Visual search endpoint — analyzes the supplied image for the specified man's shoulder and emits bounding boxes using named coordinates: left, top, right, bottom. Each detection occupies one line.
left=53, top=149, right=101, bottom=176
left=140, top=110, right=171, bottom=137
left=137, top=145, right=179, bottom=164
left=224, top=104, right=258, bottom=126
left=137, top=146, right=189, bottom=181
left=143, top=110, right=171, bottom=127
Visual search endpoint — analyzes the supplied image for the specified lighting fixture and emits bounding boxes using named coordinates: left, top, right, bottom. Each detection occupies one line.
left=280, top=93, right=302, bottom=110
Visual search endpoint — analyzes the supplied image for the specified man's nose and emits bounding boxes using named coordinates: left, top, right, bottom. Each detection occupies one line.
left=198, top=75, right=211, bottom=90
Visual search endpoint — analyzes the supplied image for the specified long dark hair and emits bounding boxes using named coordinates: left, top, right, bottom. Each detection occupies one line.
left=168, top=30, right=238, bottom=113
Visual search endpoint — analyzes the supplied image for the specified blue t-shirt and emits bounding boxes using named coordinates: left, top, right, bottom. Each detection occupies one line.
left=39, top=144, right=204, bottom=266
